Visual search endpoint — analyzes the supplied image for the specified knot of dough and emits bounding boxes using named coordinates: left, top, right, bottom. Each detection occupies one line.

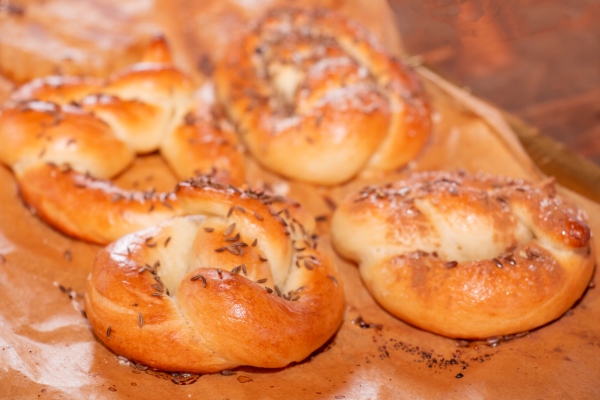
left=331, top=171, right=595, bottom=339
left=84, top=180, right=345, bottom=373
left=0, top=37, right=245, bottom=244
left=215, top=7, right=431, bottom=185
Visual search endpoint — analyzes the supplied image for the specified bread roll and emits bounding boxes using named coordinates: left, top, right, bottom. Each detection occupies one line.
left=85, top=180, right=345, bottom=373
left=331, top=170, right=596, bottom=338
left=215, top=7, right=431, bottom=185
left=0, top=37, right=245, bottom=244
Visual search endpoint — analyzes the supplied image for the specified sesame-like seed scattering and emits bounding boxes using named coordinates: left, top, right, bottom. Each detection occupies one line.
left=152, top=283, right=163, bottom=292
left=303, top=262, right=314, bottom=270
left=323, top=196, right=337, bottom=211
left=226, top=246, right=240, bottom=256
left=332, top=170, right=597, bottom=339
left=189, top=274, right=208, bottom=287
left=153, top=274, right=164, bottom=284
left=231, top=265, right=242, bottom=274
left=82, top=126, right=347, bottom=371
left=224, top=223, right=236, bottom=236
left=225, top=233, right=240, bottom=242
left=106, top=326, right=112, bottom=339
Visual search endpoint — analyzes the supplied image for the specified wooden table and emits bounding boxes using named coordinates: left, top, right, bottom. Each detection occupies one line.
left=389, top=0, right=600, bottom=166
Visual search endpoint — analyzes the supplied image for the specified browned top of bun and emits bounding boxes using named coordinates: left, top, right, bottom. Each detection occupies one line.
left=331, top=170, right=595, bottom=339
left=85, top=181, right=345, bottom=373
left=0, top=37, right=245, bottom=244
left=215, top=7, right=431, bottom=185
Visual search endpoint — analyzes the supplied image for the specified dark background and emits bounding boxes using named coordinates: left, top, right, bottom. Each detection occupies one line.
left=389, top=0, right=599, bottom=165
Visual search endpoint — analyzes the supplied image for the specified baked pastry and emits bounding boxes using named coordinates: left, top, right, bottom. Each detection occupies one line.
left=84, top=178, right=345, bottom=373
left=215, top=7, right=431, bottom=185
left=0, top=0, right=155, bottom=84
left=0, top=36, right=245, bottom=244
left=331, top=170, right=596, bottom=339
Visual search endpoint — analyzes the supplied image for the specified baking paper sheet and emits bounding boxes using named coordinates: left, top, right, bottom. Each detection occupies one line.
left=0, top=1, right=598, bottom=398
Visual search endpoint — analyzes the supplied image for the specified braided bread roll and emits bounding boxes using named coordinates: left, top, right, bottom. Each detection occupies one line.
left=215, top=7, right=431, bottom=185
left=331, top=171, right=595, bottom=339
left=84, top=180, right=345, bottom=373
left=0, top=37, right=245, bottom=244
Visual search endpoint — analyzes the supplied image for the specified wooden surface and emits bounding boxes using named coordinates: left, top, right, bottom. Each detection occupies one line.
left=389, top=0, right=600, bottom=165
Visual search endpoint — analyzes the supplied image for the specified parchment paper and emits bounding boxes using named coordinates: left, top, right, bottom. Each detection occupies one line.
left=0, top=1, right=598, bottom=399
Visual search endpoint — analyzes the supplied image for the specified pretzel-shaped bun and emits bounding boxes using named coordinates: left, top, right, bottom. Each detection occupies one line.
left=215, top=7, right=431, bottom=185
left=84, top=180, right=345, bottom=373
left=331, top=171, right=595, bottom=339
left=0, top=37, right=245, bottom=244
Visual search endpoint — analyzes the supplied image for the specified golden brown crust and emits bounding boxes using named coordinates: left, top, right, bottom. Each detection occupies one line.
left=18, top=164, right=179, bottom=244
left=84, top=182, right=345, bottom=373
left=215, top=7, right=431, bottom=185
left=161, top=104, right=246, bottom=186
left=331, top=170, right=596, bottom=339
left=0, top=37, right=246, bottom=244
